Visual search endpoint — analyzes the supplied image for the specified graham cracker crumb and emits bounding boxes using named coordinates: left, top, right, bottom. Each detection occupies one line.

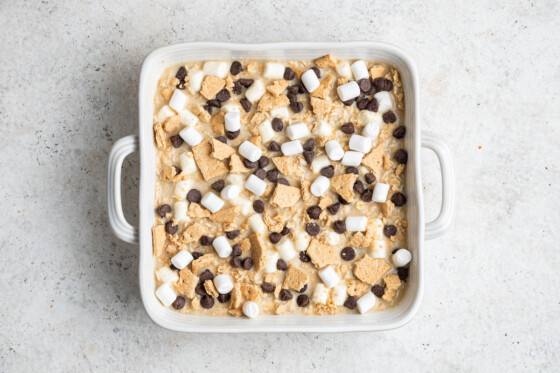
left=240, top=283, right=262, bottom=301
left=263, top=212, right=284, bottom=232
left=307, top=239, right=338, bottom=268
left=211, top=137, right=235, bottom=160
left=161, top=165, right=178, bottom=182
left=331, top=173, right=358, bottom=202
left=258, top=92, right=289, bottom=112
left=191, top=254, right=216, bottom=274
left=239, top=238, right=251, bottom=255
left=362, top=143, right=384, bottom=173
left=161, top=87, right=174, bottom=102
left=178, top=268, right=198, bottom=298
left=187, top=202, right=210, bottom=218
left=192, top=141, right=229, bottom=181
left=347, top=232, right=372, bottom=249
left=209, top=207, right=239, bottom=224
left=200, top=76, right=226, bottom=100
left=381, top=200, right=396, bottom=219
left=346, top=279, right=369, bottom=297
left=310, top=97, right=333, bottom=118
left=248, top=233, right=266, bottom=271
left=272, top=156, right=298, bottom=176
left=301, top=180, right=312, bottom=201
left=225, top=75, right=235, bottom=90
left=282, top=265, right=309, bottom=291
left=229, top=153, right=250, bottom=173
left=310, top=75, right=333, bottom=100
left=266, top=80, right=290, bottom=96
left=229, top=283, right=243, bottom=309
left=315, top=54, right=337, bottom=68
left=369, top=65, right=387, bottom=79
left=395, top=164, right=406, bottom=176
left=204, top=280, right=219, bottom=297
left=337, top=77, right=349, bottom=86
left=269, top=184, right=301, bottom=208
left=354, top=255, right=391, bottom=285
left=210, top=111, right=225, bottom=135
left=383, top=155, right=393, bottom=170
left=382, top=274, right=402, bottom=302
left=318, top=195, right=333, bottom=210
left=153, top=122, right=167, bottom=150
left=182, top=223, right=206, bottom=243
left=163, top=115, right=181, bottom=132
left=197, top=107, right=211, bottom=123
left=152, top=225, right=166, bottom=256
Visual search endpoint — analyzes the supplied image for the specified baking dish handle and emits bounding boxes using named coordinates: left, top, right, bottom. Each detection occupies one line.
left=108, top=135, right=139, bottom=244
left=421, top=131, right=455, bottom=240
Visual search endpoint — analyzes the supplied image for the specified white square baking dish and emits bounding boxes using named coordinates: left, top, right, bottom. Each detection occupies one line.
left=107, top=41, right=455, bottom=332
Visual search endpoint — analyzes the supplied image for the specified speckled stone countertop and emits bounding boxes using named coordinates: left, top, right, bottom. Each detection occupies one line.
left=0, top=1, right=559, bottom=371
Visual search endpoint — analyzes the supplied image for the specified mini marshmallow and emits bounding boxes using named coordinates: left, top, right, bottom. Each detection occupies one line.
left=270, top=106, right=290, bottom=118
left=173, top=201, right=188, bottom=221
left=301, top=69, right=320, bottom=93
left=179, top=152, right=197, bottom=174
left=179, top=109, right=199, bottom=127
left=157, top=266, right=179, bottom=283
left=325, top=140, right=344, bottom=161
left=345, top=216, right=368, bottom=232
left=337, top=81, right=360, bottom=102
left=173, top=181, right=192, bottom=199
left=371, top=239, right=389, bottom=258
left=392, top=249, right=413, bottom=267
left=349, top=134, right=372, bottom=153
left=264, top=62, right=285, bottom=79
left=220, top=184, right=240, bottom=200
left=239, top=141, right=262, bottom=162
left=318, top=266, right=340, bottom=289
left=171, top=249, right=194, bottom=270
left=258, top=120, right=275, bottom=143
left=248, top=214, right=266, bottom=233
left=359, top=110, right=376, bottom=124
left=372, top=183, right=390, bottom=203
left=224, top=111, right=241, bottom=132
left=169, top=89, right=187, bottom=113
left=294, top=231, right=310, bottom=251
left=245, top=79, right=266, bottom=103
left=156, top=283, right=177, bottom=307
left=336, top=61, right=352, bottom=78
left=203, top=61, right=228, bottom=78
left=213, top=274, right=234, bottom=294
left=226, top=174, right=245, bottom=187
left=245, top=174, right=267, bottom=196
left=311, top=155, right=331, bottom=173
left=281, top=140, right=303, bottom=156
left=310, top=175, right=330, bottom=197
left=188, top=70, right=204, bottom=93
left=157, top=105, right=175, bottom=122
left=326, top=231, right=340, bottom=245
left=312, top=283, right=329, bottom=304
left=363, top=120, right=380, bottom=140
left=276, top=239, right=296, bottom=261
left=201, top=191, right=224, bottom=213
left=286, top=123, right=310, bottom=140
left=341, top=151, right=364, bottom=167
left=221, top=103, right=240, bottom=113
left=332, top=282, right=348, bottom=306
left=179, top=127, right=202, bottom=147
left=351, top=60, right=369, bottom=81
left=212, top=236, right=233, bottom=258
left=314, top=120, right=333, bottom=137
left=374, top=91, right=393, bottom=113
left=265, top=252, right=280, bottom=273
left=357, top=292, right=377, bottom=314
left=243, top=301, right=260, bottom=318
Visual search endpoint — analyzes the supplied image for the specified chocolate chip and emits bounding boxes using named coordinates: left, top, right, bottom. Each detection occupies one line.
left=279, top=289, right=293, bottom=301
left=203, top=104, right=213, bottom=114
left=281, top=226, right=290, bottom=236
left=361, top=189, right=373, bottom=202
left=230, top=256, right=242, bottom=268
left=307, top=206, right=322, bottom=219
left=232, top=243, right=242, bottom=257
left=277, top=178, right=289, bottom=186
left=346, top=166, right=359, bottom=175
left=230, top=61, right=243, bottom=75
left=200, top=235, right=213, bottom=246
left=199, top=269, right=214, bottom=282
left=303, top=150, right=314, bottom=164
left=192, top=251, right=203, bottom=259
left=327, top=202, right=341, bottom=214
left=397, top=267, right=409, bottom=281
left=211, top=179, right=225, bottom=192
left=271, top=118, right=284, bottom=132
left=344, top=296, right=357, bottom=310
left=341, top=122, right=355, bottom=134
left=169, top=263, right=178, bottom=271
left=395, top=149, right=408, bottom=164
left=226, top=130, right=240, bottom=139
left=365, top=173, right=376, bottom=184
left=255, top=168, right=267, bottom=179
left=165, top=221, right=178, bottom=234
left=341, top=247, right=356, bottom=261
left=186, top=189, right=201, bottom=203
left=306, top=223, right=320, bottom=236
left=277, top=259, right=288, bottom=271
left=257, top=156, right=269, bottom=169
left=287, top=85, right=300, bottom=95
left=356, top=98, right=369, bottom=110
left=384, top=224, right=397, bottom=237
left=269, top=232, right=282, bottom=244
left=208, top=99, right=221, bottom=108
left=299, top=251, right=311, bottom=262
left=240, top=98, right=252, bottom=112
left=176, top=80, right=186, bottom=90
left=238, top=78, right=254, bottom=87
left=392, top=248, right=399, bottom=255
left=175, top=66, right=187, bottom=80
left=242, top=257, right=253, bottom=270
left=195, top=282, right=208, bottom=296
left=290, top=101, right=303, bottom=113
left=173, top=166, right=182, bottom=175
left=284, top=67, right=295, bottom=80
left=297, top=294, right=310, bottom=307
left=266, top=169, right=279, bottom=182
left=297, top=284, right=308, bottom=293
left=226, top=230, right=240, bottom=239
left=383, top=111, right=397, bottom=123
left=156, top=204, right=171, bottom=217
left=342, top=99, right=354, bottom=106
left=311, top=67, right=321, bottom=78
left=200, top=295, right=215, bottom=309
left=243, top=159, right=258, bottom=168
left=366, top=98, right=379, bottom=112
left=215, top=135, right=227, bottom=144
left=333, top=220, right=346, bottom=234
left=232, top=81, right=243, bottom=95
left=170, top=135, right=184, bottom=148
left=391, top=192, right=407, bottom=206
left=353, top=180, right=365, bottom=194
left=393, top=126, right=406, bottom=139
left=172, top=295, right=186, bottom=309
left=373, top=77, right=393, bottom=91
left=371, top=284, right=385, bottom=298
left=268, top=141, right=281, bottom=152
left=217, top=293, right=231, bottom=303
left=338, top=195, right=350, bottom=205
left=358, top=78, right=372, bottom=93
left=253, top=200, right=264, bottom=213
left=320, top=165, right=335, bottom=178
left=261, top=282, right=276, bottom=293
left=216, top=89, right=231, bottom=102
left=298, top=82, right=308, bottom=94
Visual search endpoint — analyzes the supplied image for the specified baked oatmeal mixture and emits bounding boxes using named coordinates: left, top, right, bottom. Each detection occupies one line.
left=151, top=55, right=412, bottom=317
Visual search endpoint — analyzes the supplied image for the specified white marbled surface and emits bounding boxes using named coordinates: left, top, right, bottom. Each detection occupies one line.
left=0, top=0, right=559, bottom=371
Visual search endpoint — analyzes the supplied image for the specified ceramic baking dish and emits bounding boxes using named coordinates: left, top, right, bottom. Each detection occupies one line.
left=107, top=41, right=455, bottom=332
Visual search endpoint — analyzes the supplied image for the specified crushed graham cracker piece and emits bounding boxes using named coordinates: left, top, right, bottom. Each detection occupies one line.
left=395, top=164, right=406, bottom=176
left=381, top=200, right=396, bottom=219
left=211, top=137, right=235, bottom=160
left=282, top=265, right=309, bottom=291
left=161, top=165, right=178, bottom=182
left=354, top=255, right=391, bottom=285
left=182, top=223, right=206, bottom=243
left=310, top=75, right=333, bottom=100
left=225, top=75, right=234, bottom=90
left=163, top=115, right=181, bottom=132
left=229, top=153, right=250, bottom=173
left=347, top=232, right=372, bottom=249
left=152, top=225, right=166, bottom=256
left=274, top=303, right=289, bottom=315
left=172, top=172, right=189, bottom=182
left=263, top=212, right=284, bottom=232
left=204, top=280, right=219, bottom=297
left=249, top=111, right=268, bottom=129
left=257, top=92, right=290, bottom=112
left=165, top=244, right=179, bottom=256
left=209, top=207, right=239, bottom=224
left=248, top=135, right=262, bottom=147
left=369, top=65, right=387, bottom=79
left=269, top=184, right=301, bottom=208
left=153, top=122, right=167, bottom=150
left=239, top=238, right=251, bottom=255
left=197, top=108, right=211, bottom=123
left=383, top=155, right=393, bottom=170
left=192, top=141, right=229, bottom=181
left=210, top=111, right=225, bottom=135
left=191, top=254, right=216, bottom=274
left=337, top=77, right=349, bottom=86
left=272, top=156, right=298, bottom=176
left=306, top=239, right=338, bottom=268
left=301, top=180, right=312, bottom=201
left=331, top=173, right=358, bottom=202
left=310, top=97, right=333, bottom=118
left=362, top=143, right=384, bottom=173
left=240, top=283, right=262, bottom=301
left=318, top=195, right=333, bottom=210
left=229, top=283, right=243, bottom=309
left=187, top=202, right=210, bottom=218
left=161, top=87, right=174, bottom=102
left=346, top=279, right=369, bottom=297
left=382, top=273, right=402, bottom=302
left=315, top=54, right=337, bottom=68
left=178, top=268, right=198, bottom=298
left=266, top=80, right=290, bottom=96
left=248, top=233, right=266, bottom=271
left=200, top=76, right=226, bottom=100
